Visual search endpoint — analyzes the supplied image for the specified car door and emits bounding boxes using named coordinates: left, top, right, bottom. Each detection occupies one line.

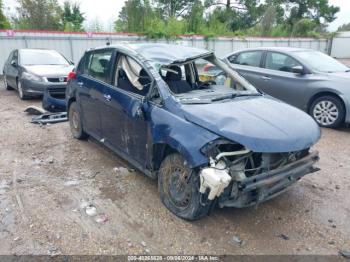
left=257, top=51, right=313, bottom=109
left=227, top=50, right=265, bottom=87
left=77, top=49, right=114, bottom=139
left=6, top=50, right=19, bottom=88
left=101, top=53, right=151, bottom=167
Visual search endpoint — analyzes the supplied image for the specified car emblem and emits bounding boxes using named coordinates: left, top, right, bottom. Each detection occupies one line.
left=59, top=77, right=65, bottom=82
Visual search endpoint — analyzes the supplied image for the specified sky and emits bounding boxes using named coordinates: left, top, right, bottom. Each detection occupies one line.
left=3, top=0, right=350, bottom=32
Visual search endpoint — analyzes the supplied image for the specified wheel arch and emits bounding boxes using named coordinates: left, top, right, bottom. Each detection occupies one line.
left=307, top=91, right=346, bottom=115
left=67, top=97, right=76, bottom=116
left=151, top=143, right=182, bottom=173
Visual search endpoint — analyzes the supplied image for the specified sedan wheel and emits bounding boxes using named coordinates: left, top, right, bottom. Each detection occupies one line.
left=310, top=96, right=345, bottom=128
left=17, top=81, right=26, bottom=100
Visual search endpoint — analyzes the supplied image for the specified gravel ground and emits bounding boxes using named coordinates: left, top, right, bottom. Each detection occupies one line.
left=0, top=80, right=349, bottom=256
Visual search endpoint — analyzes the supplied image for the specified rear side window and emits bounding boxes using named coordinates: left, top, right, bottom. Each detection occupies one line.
left=85, top=50, right=113, bottom=83
left=265, top=52, right=301, bottom=72
left=229, top=51, right=263, bottom=67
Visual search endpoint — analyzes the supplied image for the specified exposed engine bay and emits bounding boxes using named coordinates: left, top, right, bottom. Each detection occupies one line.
left=199, top=139, right=319, bottom=207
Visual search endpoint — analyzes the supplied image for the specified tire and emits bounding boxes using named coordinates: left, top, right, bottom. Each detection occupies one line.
left=17, top=80, right=28, bottom=100
left=310, top=95, right=345, bottom=128
left=3, top=75, right=13, bottom=90
left=158, top=153, right=213, bottom=220
left=69, top=102, right=89, bottom=140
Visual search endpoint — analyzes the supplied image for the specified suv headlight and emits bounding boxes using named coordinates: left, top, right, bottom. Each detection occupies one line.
left=22, top=72, right=43, bottom=82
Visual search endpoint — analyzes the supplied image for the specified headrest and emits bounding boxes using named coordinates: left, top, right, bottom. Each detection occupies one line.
left=99, top=58, right=109, bottom=68
left=166, top=66, right=182, bottom=81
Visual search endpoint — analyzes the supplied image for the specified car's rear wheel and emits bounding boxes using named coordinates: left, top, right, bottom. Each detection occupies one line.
left=69, top=102, right=88, bottom=140
left=310, top=96, right=345, bottom=128
left=17, top=80, right=28, bottom=100
left=3, top=75, right=13, bottom=90
left=158, top=153, right=213, bottom=220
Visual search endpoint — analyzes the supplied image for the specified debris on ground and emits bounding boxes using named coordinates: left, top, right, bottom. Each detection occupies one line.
left=64, top=180, right=80, bottom=187
left=113, top=166, right=129, bottom=176
left=277, top=234, right=290, bottom=240
left=31, top=112, right=67, bottom=125
left=328, top=240, right=335, bottom=245
left=24, top=106, right=46, bottom=115
left=231, top=235, right=246, bottom=247
left=85, top=205, right=97, bottom=217
left=141, top=241, right=147, bottom=247
left=95, top=213, right=108, bottom=224
left=339, top=250, right=350, bottom=258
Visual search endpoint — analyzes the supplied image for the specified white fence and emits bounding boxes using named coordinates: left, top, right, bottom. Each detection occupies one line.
left=0, top=30, right=334, bottom=72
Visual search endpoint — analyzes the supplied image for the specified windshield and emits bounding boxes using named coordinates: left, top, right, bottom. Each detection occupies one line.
left=20, top=50, right=70, bottom=66
left=154, top=54, right=259, bottom=104
left=293, top=51, right=349, bottom=73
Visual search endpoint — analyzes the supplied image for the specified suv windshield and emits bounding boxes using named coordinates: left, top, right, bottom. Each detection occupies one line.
left=20, top=50, right=70, bottom=66
left=154, top=54, right=259, bottom=104
left=293, top=51, right=349, bottom=73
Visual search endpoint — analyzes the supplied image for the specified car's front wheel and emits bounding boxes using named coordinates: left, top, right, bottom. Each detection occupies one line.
left=17, top=80, right=28, bottom=100
left=158, top=153, right=213, bottom=220
left=310, top=96, right=345, bottom=128
left=69, top=102, right=88, bottom=140
left=3, top=75, right=13, bottom=90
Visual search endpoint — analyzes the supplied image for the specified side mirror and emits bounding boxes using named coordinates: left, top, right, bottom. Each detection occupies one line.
left=11, top=60, right=17, bottom=67
left=292, top=65, right=304, bottom=75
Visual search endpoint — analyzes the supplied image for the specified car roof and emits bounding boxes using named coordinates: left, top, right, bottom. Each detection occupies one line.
left=226, top=46, right=315, bottom=57
left=91, top=43, right=213, bottom=64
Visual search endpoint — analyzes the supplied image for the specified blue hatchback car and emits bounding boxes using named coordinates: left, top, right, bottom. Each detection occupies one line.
left=66, top=43, right=320, bottom=220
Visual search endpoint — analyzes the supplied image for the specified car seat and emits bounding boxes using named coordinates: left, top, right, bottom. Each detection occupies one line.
left=165, top=65, right=192, bottom=94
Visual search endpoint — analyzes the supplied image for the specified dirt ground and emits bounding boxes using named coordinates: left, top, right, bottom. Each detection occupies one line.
left=0, top=80, right=349, bottom=256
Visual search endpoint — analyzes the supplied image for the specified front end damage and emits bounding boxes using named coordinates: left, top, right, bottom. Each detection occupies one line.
left=199, top=140, right=319, bottom=208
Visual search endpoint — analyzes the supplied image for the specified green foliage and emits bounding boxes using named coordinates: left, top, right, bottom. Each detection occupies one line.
left=14, top=0, right=62, bottom=30
left=62, top=1, right=85, bottom=32
left=0, top=0, right=11, bottom=29
left=338, top=23, right=350, bottom=32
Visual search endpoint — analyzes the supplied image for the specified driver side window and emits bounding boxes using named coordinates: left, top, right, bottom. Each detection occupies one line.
left=114, top=54, right=152, bottom=96
left=265, top=52, right=301, bottom=72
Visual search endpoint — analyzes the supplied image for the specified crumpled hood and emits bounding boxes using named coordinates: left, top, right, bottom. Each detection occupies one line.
left=181, top=96, right=321, bottom=152
left=24, top=65, right=74, bottom=77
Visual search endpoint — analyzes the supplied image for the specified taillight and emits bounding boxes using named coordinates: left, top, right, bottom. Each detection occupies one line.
left=67, top=71, right=76, bottom=81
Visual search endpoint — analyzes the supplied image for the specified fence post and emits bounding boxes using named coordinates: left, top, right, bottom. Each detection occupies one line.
left=69, top=37, right=74, bottom=62
left=23, top=36, right=28, bottom=48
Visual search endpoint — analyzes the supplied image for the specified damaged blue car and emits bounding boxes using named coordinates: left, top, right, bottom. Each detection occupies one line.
left=66, top=43, right=321, bottom=220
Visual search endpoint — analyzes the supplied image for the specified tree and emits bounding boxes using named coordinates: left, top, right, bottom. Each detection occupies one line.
left=186, top=0, right=204, bottom=33
left=62, top=1, right=85, bottom=32
left=260, top=6, right=276, bottom=36
left=154, top=0, right=195, bottom=19
left=338, top=23, right=350, bottom=32
left=115, top=0, right=153, bottom=33
left=86, top=17, right=103, bottom=32
left=0, top=0, right=11, bottom=29
left=14, top=0, right=62, bottom=30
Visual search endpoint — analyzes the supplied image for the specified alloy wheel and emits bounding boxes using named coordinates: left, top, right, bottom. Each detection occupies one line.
left=313, top=100, right=339, bottom=126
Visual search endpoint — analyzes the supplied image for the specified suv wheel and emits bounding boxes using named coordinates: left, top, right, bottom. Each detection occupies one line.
left=158, top=153, right=213, bottom=220
left=69, top=102, right=88, bottom=139
left=310, top=96, right=345, bottom=128
left=3, top=75, right=13, bottom=90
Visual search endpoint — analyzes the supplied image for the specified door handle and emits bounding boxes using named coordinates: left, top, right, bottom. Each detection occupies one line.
left=77, top=82, right=83, bottom=86
left=103, top=94, right=112, bottom=102
left=261, top=76, right=271, bottom=80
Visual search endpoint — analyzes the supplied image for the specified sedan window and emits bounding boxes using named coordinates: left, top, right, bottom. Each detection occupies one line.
left=229, top=51, right=263, bottom=67
left=265, top=52, right=301, bottom=73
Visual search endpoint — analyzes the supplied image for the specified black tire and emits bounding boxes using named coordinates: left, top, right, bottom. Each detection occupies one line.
left=69, top=102, right=89, bottom=140
left=158, top=153, right=213, bottom=220
left=309, top=95, right=345, bottom=128
left=3, top=75, right=13, bottom=90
